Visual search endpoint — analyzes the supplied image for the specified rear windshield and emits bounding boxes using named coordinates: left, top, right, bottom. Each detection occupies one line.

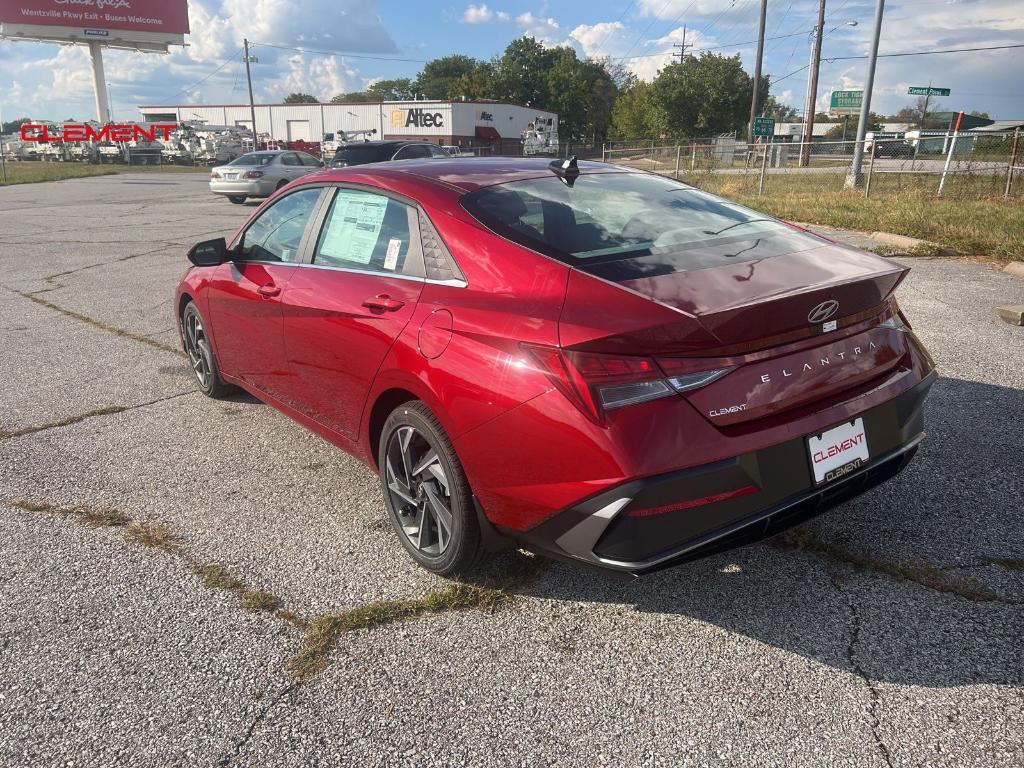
left=462, top=172, right=818, bottom=273
left=333, top=145, right=390, bottom=165
left=229, top=153, right=276, bottom=166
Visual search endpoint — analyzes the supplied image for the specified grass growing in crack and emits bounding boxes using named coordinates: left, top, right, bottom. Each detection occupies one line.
left=776, top=528, right=999, bottom=602
left=194, top=563, right=244, bottom=591
left=8, top=498, right=129, bottom=527
left=124, top=522, right=180, bottom=551
left=982, top=556, right=1024, bottom=572
left=242, top=589, right=282, bottom=612
left=289, top=583, right=510, bottom=680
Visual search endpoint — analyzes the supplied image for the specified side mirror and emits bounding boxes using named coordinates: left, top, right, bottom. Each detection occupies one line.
left=187, top=237, right=228, bottom=267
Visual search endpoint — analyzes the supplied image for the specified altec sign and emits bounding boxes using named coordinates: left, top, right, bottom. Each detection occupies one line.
left=0, top=0, right=190, bottom=34
left=20, top=123, right=176, bottom=142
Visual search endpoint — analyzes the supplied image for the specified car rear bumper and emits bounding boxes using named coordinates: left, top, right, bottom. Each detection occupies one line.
left=506, top=369, right=936, bottom=574
left=210, top=179, right=274, bottom=197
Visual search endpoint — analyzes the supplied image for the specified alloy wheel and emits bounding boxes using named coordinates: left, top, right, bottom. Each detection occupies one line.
left=384, top=425, right=453, bottom=557
left=183, top=311, right=212, bottom=390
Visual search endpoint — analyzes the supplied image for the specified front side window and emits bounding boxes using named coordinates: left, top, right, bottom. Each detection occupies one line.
left=240, top=187, right=322, bottom=262
left=462, top=172, right=820, bottom=275
left=281, top=153, right=301, bottom=166
left=299, top=153, right=322, bottom=167
left=429, top=145, right=449, bottom=158
left=313, top=189, right=422, bottom=277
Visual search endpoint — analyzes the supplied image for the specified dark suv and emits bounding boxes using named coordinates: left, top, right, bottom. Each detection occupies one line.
left=330, top=140, right=449, bottom=167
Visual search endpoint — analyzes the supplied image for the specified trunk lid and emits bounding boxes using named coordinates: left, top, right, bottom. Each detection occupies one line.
left=559, top=243, right=906, bottom=356
left=558, top=243, right=910, bottom=426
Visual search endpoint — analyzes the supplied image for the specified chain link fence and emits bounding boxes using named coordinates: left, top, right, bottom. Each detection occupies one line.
left=599, top=130, right=1024, bottom=200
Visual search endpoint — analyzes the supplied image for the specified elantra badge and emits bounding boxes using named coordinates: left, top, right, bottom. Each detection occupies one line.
left=808, top=300, right=840, bottom=324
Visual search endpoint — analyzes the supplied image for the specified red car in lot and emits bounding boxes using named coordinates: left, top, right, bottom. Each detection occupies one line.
left=176, top=157, right=936, bottom=576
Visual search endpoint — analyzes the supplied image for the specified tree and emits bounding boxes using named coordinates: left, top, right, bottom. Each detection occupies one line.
left=449, top=64, right=494, bottom=100
left=284, top=92, right=319, bottom=104
left=649, top=53, right=763, bottom=138
left=330, top=79, right=418, bottom=103
left=544, top=47, right=618, bottom=144
left=2, top=117, right=32, bottom=134
left=969, top=110, right=991, bottom=120
left=760, top=95, right=798, bottom=122
left=891, top=97, right=947, bottom=128
left=610, top=80, right=658, bottom=140
left=490, top=36, right=559, bottom=107
left=824, top=112, right=883, bottom=139
left=418, top=55, right=485, bottom=99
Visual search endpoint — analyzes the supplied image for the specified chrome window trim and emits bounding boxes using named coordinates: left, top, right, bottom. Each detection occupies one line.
left=231, top=259, right=468, bottom=288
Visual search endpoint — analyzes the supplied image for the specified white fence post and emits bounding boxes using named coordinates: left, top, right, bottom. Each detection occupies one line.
left=674, top=145, right=681, bottom=178
left=758, top=142, right=769, bottom=196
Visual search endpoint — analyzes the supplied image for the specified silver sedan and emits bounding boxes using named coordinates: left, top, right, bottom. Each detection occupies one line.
left=209, top=150, right=324, bottom=204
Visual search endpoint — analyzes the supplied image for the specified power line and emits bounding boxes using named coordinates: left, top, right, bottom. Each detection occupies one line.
left=618, top=0, right=697, bottom=61
left=617, top=28, right=809, bottom=59
left=160, top=48, right=243, bottom=104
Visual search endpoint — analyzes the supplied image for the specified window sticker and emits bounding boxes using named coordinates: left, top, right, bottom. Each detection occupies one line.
left=384, top=238, right=402, bottom=270
left=320, top=194, right=388, bottom=265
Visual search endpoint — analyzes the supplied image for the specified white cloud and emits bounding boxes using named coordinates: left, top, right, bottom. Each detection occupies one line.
left=570, top=21, right=716, bottom=80
left=272, top=54, right=362, bottom=101
left=462, top=4, right=510, bottom=24
left=516, top=12, right=562, bottom=43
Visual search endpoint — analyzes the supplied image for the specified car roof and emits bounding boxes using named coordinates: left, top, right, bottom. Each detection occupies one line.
left=319, top=157, right=628, bottom=192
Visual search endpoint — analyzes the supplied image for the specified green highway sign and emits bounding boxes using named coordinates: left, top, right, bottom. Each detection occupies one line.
left=829, top=90, right=863, bottom=115
left=753, top=116, right=775, bottom=138
left=908, top=86, right=950, bottom=96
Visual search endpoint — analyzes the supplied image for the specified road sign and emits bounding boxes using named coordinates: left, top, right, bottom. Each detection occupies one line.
left=830, top=90, right=863, bottom=115
left=908, top=86, right=950, bottom=96
left=753, top=116, right=775, bottom=138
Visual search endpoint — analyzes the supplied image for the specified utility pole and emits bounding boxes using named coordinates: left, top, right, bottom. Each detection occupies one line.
left=919, top=78, right=932, bottom=130
left=243, top=39, right=258, bottom=149
left=845, top=0, right=885, bottom=187
left=801, top=0, right=827, bottom=166
left=673, top=27, right=693, bottom=62
left=747, top=0, right=768, bottom=146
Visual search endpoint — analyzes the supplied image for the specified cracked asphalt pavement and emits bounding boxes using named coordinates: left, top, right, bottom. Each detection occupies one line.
left=1, top=173, right=1022, bottom=767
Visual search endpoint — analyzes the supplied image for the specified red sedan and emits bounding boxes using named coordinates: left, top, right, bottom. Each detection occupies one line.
left=176, top=157, right=936, bottom=576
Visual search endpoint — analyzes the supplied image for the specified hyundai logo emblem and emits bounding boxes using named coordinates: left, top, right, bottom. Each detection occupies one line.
left=808, top=300, right=839, bottom=324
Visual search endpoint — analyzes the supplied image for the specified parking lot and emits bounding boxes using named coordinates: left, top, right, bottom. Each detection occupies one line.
left=1, top=172, right=1022, bottom=767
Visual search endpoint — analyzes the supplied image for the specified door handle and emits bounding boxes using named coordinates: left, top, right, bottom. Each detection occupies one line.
left=257, top=283, right=281, bottom=298
left=362, top=294, right=405, bottom=312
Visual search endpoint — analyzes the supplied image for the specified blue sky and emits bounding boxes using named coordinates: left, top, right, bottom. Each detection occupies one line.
left=2, top=0, right=1022, bottom=122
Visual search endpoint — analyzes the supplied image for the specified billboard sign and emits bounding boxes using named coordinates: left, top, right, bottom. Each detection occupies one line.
left=0, top=0, right=189, bottom=34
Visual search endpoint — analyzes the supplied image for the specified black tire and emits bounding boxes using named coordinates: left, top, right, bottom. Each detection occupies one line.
left=275, top=179, right=288, bottom=191
left=228, top=195, right=247, bottom=204
left=181, top=301, right=235, bottom=398
left=378, top=401, right=485, bottom=576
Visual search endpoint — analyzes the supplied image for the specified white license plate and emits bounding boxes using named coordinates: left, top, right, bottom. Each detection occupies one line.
left=807, top=418, right=869, bottom=485
left=223, top=173, right=238, bottom=180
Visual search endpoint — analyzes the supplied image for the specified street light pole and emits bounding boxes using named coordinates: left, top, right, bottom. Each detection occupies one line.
left=244, top=39, right=258, bottom=149
left=846, top=0, right=885, bottom=187
left=747, top=0, right=768, bottom=147
left=801, top=0, right=827, bottom=167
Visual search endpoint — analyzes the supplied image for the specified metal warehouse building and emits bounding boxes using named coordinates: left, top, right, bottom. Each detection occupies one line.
left=138, top=100, right=558, bottom=155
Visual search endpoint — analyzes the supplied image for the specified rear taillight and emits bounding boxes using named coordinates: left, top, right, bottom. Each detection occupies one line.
left=245, top=170, right=264, bottom=179
left=522, top=344, right=732, bottom=424
left=210, top=171, right=220, bottom=179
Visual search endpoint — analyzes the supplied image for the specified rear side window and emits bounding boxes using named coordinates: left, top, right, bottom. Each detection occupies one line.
left=461, top=173, right=818, bottom=274
left=313, top=189, right=424, bottom=277
left=393, top=144, right=431, bottom=160
left=333, top=146, right=389, bottom=165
